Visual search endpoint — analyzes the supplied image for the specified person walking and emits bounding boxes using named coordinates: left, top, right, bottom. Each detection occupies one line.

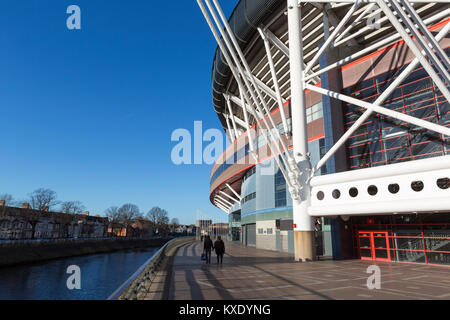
left=213, top=236, right=225, bottom=265
left=203, top=235, right=213, bottom=264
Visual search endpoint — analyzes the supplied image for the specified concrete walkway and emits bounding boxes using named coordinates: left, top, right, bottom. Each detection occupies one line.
left=168, top=240, right=450, bottom=300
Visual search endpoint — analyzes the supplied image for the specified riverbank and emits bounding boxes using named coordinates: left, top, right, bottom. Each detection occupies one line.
left=116, top=237, right=195, bottom=300
left=0, top=238, right=169, bottom=268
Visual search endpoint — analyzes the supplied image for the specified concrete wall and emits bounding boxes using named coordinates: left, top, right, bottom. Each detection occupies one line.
left=0, top=238, right=168, bottom=268
left=256, top=220, right=277, bottom=251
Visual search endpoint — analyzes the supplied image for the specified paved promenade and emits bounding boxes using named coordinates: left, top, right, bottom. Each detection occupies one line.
left=168, top=240, right=450, bottom=300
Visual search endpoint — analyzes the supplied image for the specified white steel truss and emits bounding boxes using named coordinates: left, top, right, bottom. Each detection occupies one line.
left=198, top=0, right=450, bottom=259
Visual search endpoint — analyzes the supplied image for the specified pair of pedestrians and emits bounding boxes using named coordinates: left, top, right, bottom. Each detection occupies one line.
left=203, top=235, right=225, bottom=265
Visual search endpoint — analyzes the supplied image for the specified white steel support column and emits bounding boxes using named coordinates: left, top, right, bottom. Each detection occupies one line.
left=216, top=198, right=231, bottom=210
left=225, top=95, right=240, bottom=139
left=219, top=190, right=240, bottom=204
left=225, top=183, right=241, bottom=201
left=238, top=87, right=257, bottom=160
left=313, top=21, right=450, bottom=173
left=216, top=195, right=233, bottom=207
left=198, top=0, right=300, bottom=195
left=216, top=203, right=230, bottom=214
left=288, top=0, right=315, bottom=262
left=224, top=114, right=236, bottom=143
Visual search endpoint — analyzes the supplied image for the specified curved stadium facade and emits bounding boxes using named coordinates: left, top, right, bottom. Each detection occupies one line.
left=205, top=0, right=450, bottom=265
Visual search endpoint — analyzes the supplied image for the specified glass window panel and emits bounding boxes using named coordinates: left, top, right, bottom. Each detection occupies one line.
left=383, top=87, right=404, bottom=103
left=317, top=108, right=324, bottom=119
left=403, top=67, right=427, bottom=84
left=383, top=135, right=409, bottom=150
left=424, top=236, right=450, bottom=253
left=392, top=225, right=421, bottom=236
left=385, top=148, right=411, bottom=163
left=370, top=150, right=384, bottom=163
left=402, top=78, right=432, bottom=96
left=312, top=103, right=319, bottom=113
left=360, top=249, right=372, bottom=258
left=348, top=141, right=381, bottom=156
left=394, top=250, right=426, bottom=263
left=350, top=78, right=374, bottom=94
left=407, top=105, right=436, bottom=119
left=355, top=86, right=377, bottom=100
left=382, top=96, right=404, bottom=111
left=411, top=140, right=442, bottom=156
left=426, top=252, right=450, bottom=265
left=403, top=90, right=434, bottom=107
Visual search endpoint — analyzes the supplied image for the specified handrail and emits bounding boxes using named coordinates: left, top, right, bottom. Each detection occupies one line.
left=106, top=240, right=172, bottom=300
left=0, top=236, right=174, bottom=247
left=106, top=237, right=194, bottom=300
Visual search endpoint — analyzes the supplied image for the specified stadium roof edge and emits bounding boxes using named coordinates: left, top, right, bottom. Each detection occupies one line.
left=211, top=0, right=284, bottom=130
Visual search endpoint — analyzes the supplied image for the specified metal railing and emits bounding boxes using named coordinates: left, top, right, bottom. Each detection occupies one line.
left=107, top=236, right=195, bottom=300
left=0, top=236, right=179, bottom=248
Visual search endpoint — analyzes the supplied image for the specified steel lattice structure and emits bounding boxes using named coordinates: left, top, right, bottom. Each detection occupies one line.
left=197, top=0, right=450, bottom=260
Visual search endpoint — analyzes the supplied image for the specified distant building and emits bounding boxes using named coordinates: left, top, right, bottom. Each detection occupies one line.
left=212, top=223, right=229, bottom=239
left=196, top=220, right=212, bottom=236
left=130, top=219, right=154, bottom=238
left=107, top=219, right=155, bottom=238
left=0, top=202, right=108, bottom=240
left=174, top=225, right=187, bottom=234
left=186, top=225, right=196, bottom=235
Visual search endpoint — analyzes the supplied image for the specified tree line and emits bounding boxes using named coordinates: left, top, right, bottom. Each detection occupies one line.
left=0, top=188, right=179, bottom=236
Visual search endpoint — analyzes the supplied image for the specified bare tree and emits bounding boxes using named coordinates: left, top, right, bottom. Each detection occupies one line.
left=146, top=207, right=169, bottom=235
left=118, top=204, right=140, bottom=237
left=22, top=207, right=41, bottom=240
left=105, top=206, right=120, bottom=237
left=60, top=201, right=85, bottom=215
left=56, top=213, right=76, bottom=238
left=55, top=201, right=84, bottom=238
left=0, top=193, right=15, bottom=206
left=28, top=188, right=59, bottom=211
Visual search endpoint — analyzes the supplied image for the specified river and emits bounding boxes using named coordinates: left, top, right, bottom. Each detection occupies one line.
left=0, top=246, right=159, bottom=300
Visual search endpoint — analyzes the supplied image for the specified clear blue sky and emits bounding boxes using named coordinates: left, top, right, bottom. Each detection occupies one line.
left=0, top=0, right=237, bottom=225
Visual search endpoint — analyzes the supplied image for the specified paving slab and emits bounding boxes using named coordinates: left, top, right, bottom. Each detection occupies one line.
left=168, top=240, right=450, bottom=300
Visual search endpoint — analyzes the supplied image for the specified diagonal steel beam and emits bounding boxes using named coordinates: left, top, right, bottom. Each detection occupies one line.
left=262, top=27, right=321, bottom=83
left=305, top=84, right=450, bottom=137
left=314, top=20, right=450, bottom=173
left=258, top=27, right=291, bottom=136
left=376, top=0, right=450, bottom=103
left=219, top=190, right=240, bottom=204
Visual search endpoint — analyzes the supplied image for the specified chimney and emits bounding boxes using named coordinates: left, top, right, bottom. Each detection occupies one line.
left=84, top=211, right=89, bottom=216
left=0, top=200, right=5, bottom=207
left=22, top=203, right=30, bottom=209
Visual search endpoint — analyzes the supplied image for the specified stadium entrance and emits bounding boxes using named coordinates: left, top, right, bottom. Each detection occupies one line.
left=351, top=214, right=450, bottom=266
left=358, top=231, right=391, bottom=262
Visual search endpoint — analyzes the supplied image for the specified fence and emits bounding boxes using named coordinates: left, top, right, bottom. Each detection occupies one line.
left=108, top=236, right=195, bottom=300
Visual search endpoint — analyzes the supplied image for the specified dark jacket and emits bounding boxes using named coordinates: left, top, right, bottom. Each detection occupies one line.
left=204, top=238, right=213, bottom=251
left=213, top=240, right=225, bottom=255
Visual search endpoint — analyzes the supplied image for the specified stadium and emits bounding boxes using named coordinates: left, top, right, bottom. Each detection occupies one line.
left=198, top=0, right=450, bottom=265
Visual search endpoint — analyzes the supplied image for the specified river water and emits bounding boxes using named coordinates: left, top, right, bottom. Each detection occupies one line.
left=0, top=247, right=159, bottom=300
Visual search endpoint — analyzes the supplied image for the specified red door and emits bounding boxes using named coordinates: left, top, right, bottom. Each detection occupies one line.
left=358, top=231, right=391, bottom=261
